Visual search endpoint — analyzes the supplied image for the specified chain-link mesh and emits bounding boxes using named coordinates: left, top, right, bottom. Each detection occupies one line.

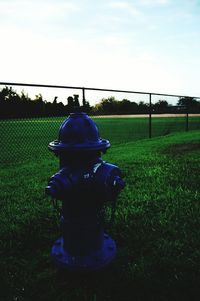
left=1, top=113, right=200, bottom=165
left=0, top=116, right=65, bottom=164
left=188, top=114, right=200, bottom=131
left=0, top=83, right=200, bottom=164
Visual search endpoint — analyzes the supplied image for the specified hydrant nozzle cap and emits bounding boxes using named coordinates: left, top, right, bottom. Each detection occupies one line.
left=48, top=112, right=110, bottom=152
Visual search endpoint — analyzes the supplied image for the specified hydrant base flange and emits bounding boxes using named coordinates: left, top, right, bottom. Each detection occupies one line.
left=51, top=233, right=116, bottom=271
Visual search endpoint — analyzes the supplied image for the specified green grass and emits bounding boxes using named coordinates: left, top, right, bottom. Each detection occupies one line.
left=1, top=115, right=200, bottom=164
left=0, top=126, right=200, bottom=301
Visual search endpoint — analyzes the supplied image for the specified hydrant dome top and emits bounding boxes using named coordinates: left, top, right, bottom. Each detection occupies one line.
left=48, top=112, right=110, bottom=152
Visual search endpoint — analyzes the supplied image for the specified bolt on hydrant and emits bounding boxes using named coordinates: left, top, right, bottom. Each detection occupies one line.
left=46, top=112, right=125, bottom=271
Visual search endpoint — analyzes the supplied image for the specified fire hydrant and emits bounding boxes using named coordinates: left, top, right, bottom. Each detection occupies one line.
left=46, top=112, right=125, bottom=271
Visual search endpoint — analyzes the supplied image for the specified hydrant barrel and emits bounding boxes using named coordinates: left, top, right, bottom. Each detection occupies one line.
left=46, top=112, right=125, bottom=271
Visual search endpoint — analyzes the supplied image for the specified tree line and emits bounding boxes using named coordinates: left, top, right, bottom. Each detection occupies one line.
left=0, top=86, right=91, bottom=119
left=92, top=96, right=200, bottom=115
left=0, top=86, right=199, bottom=119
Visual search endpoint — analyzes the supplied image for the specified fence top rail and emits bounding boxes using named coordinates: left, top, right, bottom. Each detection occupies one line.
left=0, top=81, right=200, bottom=99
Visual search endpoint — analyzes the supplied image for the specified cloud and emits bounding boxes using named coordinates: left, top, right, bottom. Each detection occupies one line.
left=0, top=0, right=80, bottom=22
left=0, top=0, right=199, bottom=100
left=108, top=1, right=142, bottom=16
left=139, top=0, right=170, bottom=5
left=108, top=0, right=170, bottom=15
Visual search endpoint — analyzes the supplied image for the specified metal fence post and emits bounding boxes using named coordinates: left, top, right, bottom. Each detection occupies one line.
left=186, top=107, right=189, bottom=131
left=149, top=93, right=152, bottom=138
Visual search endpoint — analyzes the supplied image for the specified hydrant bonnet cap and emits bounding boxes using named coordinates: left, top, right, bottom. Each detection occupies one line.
left=48, top=112, right=110, bottom=151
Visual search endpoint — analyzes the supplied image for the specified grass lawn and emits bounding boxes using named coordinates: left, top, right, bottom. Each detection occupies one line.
left=0, top=126, right=200, bottom=301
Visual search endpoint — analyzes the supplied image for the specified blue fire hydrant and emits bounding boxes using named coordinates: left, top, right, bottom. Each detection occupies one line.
left=46, top=112, right=125, bottom=271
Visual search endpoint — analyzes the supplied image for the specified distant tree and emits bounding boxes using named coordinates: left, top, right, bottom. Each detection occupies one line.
left=82, top=100, right=91, bottom=113
left=0, top=86, right=9, bottom=101
left=56, top=102, right=65, bottom=116
left=0, top=87, right=93, bottom=119
left=0, top=86, right=21, bottom=118
left=53, top=96, right=58, bottom=104
left=118, top=99, right=132, bottom=114
left=67, top=96, right=74, bottom=112
left=32, top=94, right=45, bottom=116
left=138, top=101, right=149, bottom=114
left=0, top=87, right=10, bottom=118
left=73, top=94, right=80, bottom=108
left=177, top=97, right=200, bottom=112
left=34, top=94, right=43, bottom=102
left=94, top=97, right=118, bottom=114
left=91, top=97, right=151, bottom=115
left=153, top=100, right=169, bottom=113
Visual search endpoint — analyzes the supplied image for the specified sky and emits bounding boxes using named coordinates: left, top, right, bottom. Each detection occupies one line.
left=0, top=0, right=200, bottom=105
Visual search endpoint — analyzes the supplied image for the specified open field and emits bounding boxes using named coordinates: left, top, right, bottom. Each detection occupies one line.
left=1, top=115, right=200, bottom=164
left=0, top=117, right=200, bottom=301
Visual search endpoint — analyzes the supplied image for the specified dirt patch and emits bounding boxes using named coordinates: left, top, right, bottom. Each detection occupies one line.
left=93, top=114, right=200, bottom=118
left=165, top=143, right=200, bottom=155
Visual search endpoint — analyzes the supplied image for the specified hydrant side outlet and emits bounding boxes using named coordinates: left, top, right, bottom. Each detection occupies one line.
left=46, top=112, right=125, bottom=271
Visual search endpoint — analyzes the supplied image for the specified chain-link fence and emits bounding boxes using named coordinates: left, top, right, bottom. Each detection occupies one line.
left=0, top=82, right=200, bottom=165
